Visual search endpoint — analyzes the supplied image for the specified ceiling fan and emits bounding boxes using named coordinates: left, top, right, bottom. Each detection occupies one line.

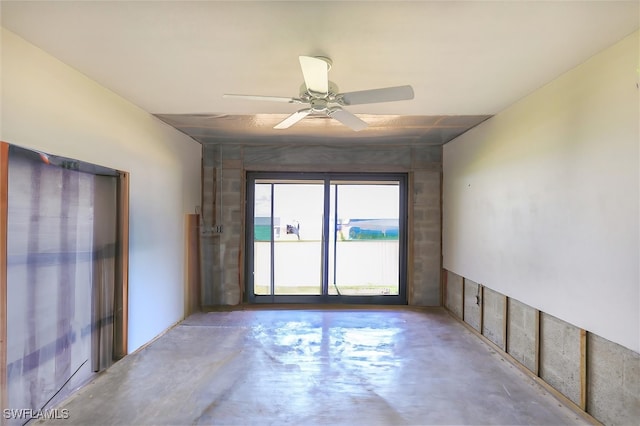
left=223, top=56, right=414, bottom=131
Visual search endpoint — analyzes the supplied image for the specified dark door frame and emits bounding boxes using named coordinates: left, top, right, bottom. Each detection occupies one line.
left=245, top=171, right=408, bottom=305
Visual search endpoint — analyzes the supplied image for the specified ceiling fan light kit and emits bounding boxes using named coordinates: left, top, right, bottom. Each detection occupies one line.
left=223, top=55, right=414, bottom=131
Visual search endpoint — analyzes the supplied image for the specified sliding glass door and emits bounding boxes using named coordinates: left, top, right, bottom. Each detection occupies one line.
left=253, top=180, right=325, bottom=296
left=246, top=172, right=407, bottom=304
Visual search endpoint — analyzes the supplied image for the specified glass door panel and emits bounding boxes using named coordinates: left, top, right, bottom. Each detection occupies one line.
left=247, top=172, right=406, bottom=304
left=328, top=183, right=400, bottom=296
left=272, top=183, right=324, bottom=295
left=253, top=183, right=272, bottom=295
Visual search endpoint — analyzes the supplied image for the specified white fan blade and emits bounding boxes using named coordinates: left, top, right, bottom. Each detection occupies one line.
left=340, top=85, right=414, bottom=105
left=223, top=94, right=298, bottom=103
left=274, top=109, right=312, bottom=129
left=328, top=107, right=368, bottom=131
left=299, top=56, right=329, bottom=95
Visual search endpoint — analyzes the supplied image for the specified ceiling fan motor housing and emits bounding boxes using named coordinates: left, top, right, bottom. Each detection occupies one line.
left=310, top=98, right=328, bottom=113
left=299, top=81, right=340, bottom=102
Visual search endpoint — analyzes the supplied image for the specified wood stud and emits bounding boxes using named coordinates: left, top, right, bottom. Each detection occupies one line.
left=502, top=294, right=509, bottom=352
left=534, top=309, right=541, bottom=377
left=1, top=142, right=9, bottom=419
left=461, top=278, right=466, bottom=322
left=580, top=328, right=588, bottom=411
left=479, top=284, right=485, bottom=335
left=115, top=172, right=130, bottom=358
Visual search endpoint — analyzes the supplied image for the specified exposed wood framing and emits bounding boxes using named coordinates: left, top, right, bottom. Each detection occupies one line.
left=479, top=285, right=485, bottom=335
left=503, top=295, right=509, bottom=352
left=580, top=328, right=588, bottom=411
left=114, top=172, right=129, bottom=358
left=451, top=312, right=599, bottom=426
left=407, top=171, right=414, bottom=305
left=461, top=278, right=466, bottom=321
left=534, top=309, right=541, bottom=377
left=442, top=272, right=596, bottom=424
left=0, top=142, right=9, bottom=418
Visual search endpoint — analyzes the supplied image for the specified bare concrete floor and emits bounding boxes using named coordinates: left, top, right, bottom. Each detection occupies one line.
left=37, top=308, right=588, bottom=425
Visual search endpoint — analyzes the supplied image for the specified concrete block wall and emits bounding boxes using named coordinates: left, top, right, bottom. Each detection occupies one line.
left=588, top=333, right=640, bottom=425
left=482, top=287, right=505, bottom=349
left=200, top=147, right=218, bottom=304
left=539, top=313, right=582, bottom=406
left=443, top=268, right=640, bottom=425
left=200, top=145, right=244, bottom=305
left=411, top=169, right=442, bottom=305
left=444, top=270, right=463, bottom=319
left=200, top=143, right=443, bottom=306
left=463, top=278, right=482, bottom=332
left=507, top=298, right=538, bottom=373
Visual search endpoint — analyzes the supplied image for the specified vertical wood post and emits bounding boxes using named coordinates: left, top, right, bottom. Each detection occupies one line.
left=461, top=278, right=466, bottom=321
left=0, top=142, right=9, bottom=420
left=114, top=172, right=129, bottom=358
left=534, top=309, right=541, bottom=376
left=580, top=329, right=588, bottom=411
left=503, top=295, right=509, bottom=352
left=479, top=285, right=485, bottom=335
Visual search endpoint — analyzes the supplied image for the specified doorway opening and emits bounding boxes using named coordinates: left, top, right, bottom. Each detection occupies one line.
left=245, top=172, right=407, bottom=304
left=2, top=143, right=128, bottom=413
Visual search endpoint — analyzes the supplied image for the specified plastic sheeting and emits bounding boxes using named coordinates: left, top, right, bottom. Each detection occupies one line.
left=6, top=146, right=118, bottom=419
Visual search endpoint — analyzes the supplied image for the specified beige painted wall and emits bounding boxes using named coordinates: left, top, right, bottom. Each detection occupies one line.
left=1, top=28, right=202, bottom=352
left=443, top=31, right=639, bottom=352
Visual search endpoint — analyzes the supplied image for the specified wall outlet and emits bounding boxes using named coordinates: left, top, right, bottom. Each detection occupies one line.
left=200, top=225, right=222, bottom=236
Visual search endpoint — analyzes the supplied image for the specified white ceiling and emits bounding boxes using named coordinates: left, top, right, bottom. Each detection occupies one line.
left=1, top=1, right=638, bottom=144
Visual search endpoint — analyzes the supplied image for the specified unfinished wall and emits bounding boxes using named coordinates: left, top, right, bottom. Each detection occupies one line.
left=482, top=287, right=505, bottom=349
left=201, top=143, right=442, bottom=306
left=507, top=298, right=538, bottom=373
left=539, top=313, right=582, bottom=406
left=444, top=270, right=463, bottom=318
left=1, top=28, right=202, bottom=352
left=587, top=333, right=640, bottom=425
left=463, top=278, right=481, bottom=332
left=411, top=168, right=442, bottom=306
left=201, top=144, right=243, bottom=305
left=444, top=269, right=640, bottom=425
left=443, top=31, right=639, bottom=353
